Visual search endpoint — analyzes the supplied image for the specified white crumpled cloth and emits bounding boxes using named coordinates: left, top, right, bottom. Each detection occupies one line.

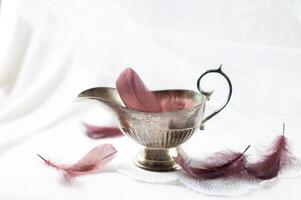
left=0, top=0, right=301, bottom=199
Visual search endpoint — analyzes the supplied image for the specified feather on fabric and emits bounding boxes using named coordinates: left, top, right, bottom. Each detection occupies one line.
left=246, top=129, right=294, bottom=180
left=174, top=146, right=250, bottom=179
left=83, top=123, right=123, bottom=139
left=38, top=144, right=117, bottom=182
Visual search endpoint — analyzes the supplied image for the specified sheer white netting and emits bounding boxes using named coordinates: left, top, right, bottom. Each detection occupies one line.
left=117, top=117, right=301, bottom=196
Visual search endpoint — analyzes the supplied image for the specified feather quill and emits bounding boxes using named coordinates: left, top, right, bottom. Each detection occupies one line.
left=246, top=124, right=294, bottom=180
left=83, top=123, right=123, bottom=139
left=174, top=145, right=250, bottom=179
left=38, top=144, right=117, bottom=182
left=116, top=68, right=161, bottom=112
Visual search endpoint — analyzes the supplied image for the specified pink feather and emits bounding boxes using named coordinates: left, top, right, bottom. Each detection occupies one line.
left=116, top=68, right=161, bottom=112
left=38, top=144, right=117, bottom=182
left=116, top=68, right=195, bottom=112
left=83, top=123, right=123, bottom=139
left=246, top=125, right=294, bottom=180
left=174, top=145, right=250, bottom=179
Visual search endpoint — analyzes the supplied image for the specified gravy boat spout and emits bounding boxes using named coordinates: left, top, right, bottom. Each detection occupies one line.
left=77, top=87, right=126, bottom=120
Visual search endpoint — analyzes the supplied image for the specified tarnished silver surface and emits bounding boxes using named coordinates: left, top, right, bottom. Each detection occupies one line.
left=77, top=67, right=232, bottom=171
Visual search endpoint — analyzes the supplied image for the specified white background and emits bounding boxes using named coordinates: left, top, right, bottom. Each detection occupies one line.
left=0, top=0, right=301, bottom=199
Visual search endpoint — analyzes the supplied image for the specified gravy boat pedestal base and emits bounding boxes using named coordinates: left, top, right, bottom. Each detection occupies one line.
left=135, top=147, right=187, bottom=172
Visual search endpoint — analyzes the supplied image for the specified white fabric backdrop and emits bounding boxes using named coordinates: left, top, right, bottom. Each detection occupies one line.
left=0, top=0, right=301, bottom=199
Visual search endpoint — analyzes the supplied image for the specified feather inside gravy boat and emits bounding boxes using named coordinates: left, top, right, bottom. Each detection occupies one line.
left=77, top=66, right=232, bottom=171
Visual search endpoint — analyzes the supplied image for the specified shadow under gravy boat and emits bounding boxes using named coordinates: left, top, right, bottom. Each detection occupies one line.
left=78, top=66, right=232, bottom=172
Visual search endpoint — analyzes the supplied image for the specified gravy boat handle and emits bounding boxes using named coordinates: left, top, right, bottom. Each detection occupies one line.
left=197, top=65, right=232, bottom=129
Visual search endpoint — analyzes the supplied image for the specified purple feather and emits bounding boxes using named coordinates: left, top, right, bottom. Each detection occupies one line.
left=83, top=123, right=123, bottom=139
left=246, top=124, right=294, bottom=180
left=116, top=68, right=161, bottom=112
left=175, top=145, right=250, bottom=179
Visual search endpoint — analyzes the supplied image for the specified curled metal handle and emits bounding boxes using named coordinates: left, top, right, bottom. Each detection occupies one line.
left=197, top=65, right=232, bottom=129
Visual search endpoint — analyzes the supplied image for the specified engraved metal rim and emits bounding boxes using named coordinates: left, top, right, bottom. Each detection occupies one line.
left=77, top=87, right=206, bottom=115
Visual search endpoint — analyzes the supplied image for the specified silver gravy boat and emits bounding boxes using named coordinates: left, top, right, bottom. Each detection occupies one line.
left=78, top=66, right=232, bottom=171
